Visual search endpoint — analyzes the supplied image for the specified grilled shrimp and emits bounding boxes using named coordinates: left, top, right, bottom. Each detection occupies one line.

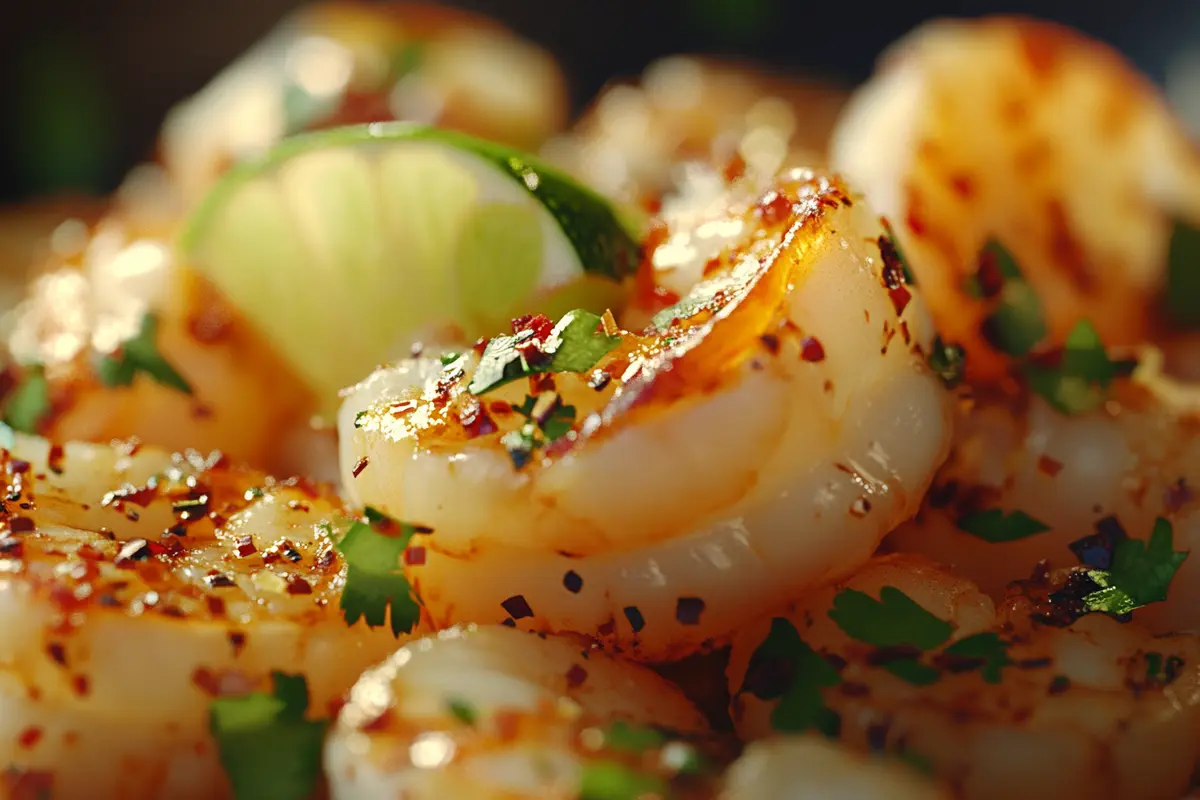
left=339, top=166, right=954, bottom=661
left=887, top=350, right=1200, bottom=634
left=324, top=623, right=714, bottom=799
left=831, top=16, right=1200, bottom=384
left=0, top=188, right=323, bottom=475
left=720, top=736, right=950, bottom=800
left=0, top=429, right=406, bottom=799
left=726, top=555, right=1200, bottom=800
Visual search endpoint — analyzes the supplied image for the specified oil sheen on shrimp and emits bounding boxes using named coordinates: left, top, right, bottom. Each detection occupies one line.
left=726, top=555, right=1200, bottom=800
left=339, top=166, right=954, bottom=661
left=1, top=182, right=321, bottom=475
left=324, top=623, right=712, bottom=799
left=0, top=430, right=405, bottom=799
left=887, top=350, right=1200, bottom=634
left=830, top=16, right=1200, bottom=384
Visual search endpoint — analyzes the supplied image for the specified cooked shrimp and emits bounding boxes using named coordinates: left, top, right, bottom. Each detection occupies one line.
left=886, top=349, right=1200, bottom=634
left=830, top=16, right=1200, bottom=384
left=339, top=166, right=954, bottom=661
left=0, top=187, right=323, bottom=476
left=0, top=429, right=407, bottom=799
left=541, top=55, right=847, bottom=210
left=325, top=623, right=714, bottom=799
left=719, top=736, right=950, bottom=800
left=726, top=555, right=1200, bottom=800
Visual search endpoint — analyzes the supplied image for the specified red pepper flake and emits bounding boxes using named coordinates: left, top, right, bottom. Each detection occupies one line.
left=759, top=334, right=781, bottom=355
left=488, top=400, right=514, bottom=416
left=800, top=337, right=826, bottom=363
left=16, top=727, right=41, bottom=749
left=46, top=444, right=64, bottom=475
left=566, top=663, right=588, bottom=688
left=623, top=606, right=646, bottom=633
left=228, top=631, right=247, bottom=656
left=459, top=401, right=498, bottom=439
left=757, top=190, right=794, bottom=225
left=562, top=570, right=583, bottom=594
left=46, top=643, right=67, bottom=667
left=973, top=250, right=1006, bottom=299
left=949, top=174, right=976, bottom=199
left=285, top=500, right=309, bottom=513
left=388, top=399, right=418, bottom=418
left=723, top=152, right=747, bottom=183
left=493, top=710, right=522, bottom=742
left=511, top=314, right=556, bottom=367
left=233, top=536, right=257, bottom=558
left=1037, top=455, right=1064, bottom=477
left=1165, top=479, right=1194, bottom=513
left=675, top=597, right=705, bottom=626
left=314, top=547, right=336, bottom=571
left=70, top=675, right=89, bottom=697
left=404, top=546, right=426, bottom=566
left=206, top=595, right=227, bottom=617
left=191, top=667, right=221, bottom=696
left=102, top=482, right=159, bottom=509
left=501, top=595, right=534, bottom=620
left=888, top=284, right=912, bottom=317
left=8, top=517, right=33, bottom=534
left=286, top=576, right=313, bottom=595
left=8, top=460, right=29, bottom=474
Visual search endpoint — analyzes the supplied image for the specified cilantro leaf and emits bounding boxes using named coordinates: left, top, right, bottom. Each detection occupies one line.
left=96, top=313, right=192, bottom=394
left=743, top=617, right=842, bottom=736
left=334, top=509, right=422, bottom=636
left=939, top=632, right=1011, bottom=684
left=1143, top=651, right=1186, bottom=686
left=880, top=221, right=916, bottom=285
left=1081, top=517, right=1188, bottom=615
left=601, top=720, right=666, bottom=753
left=501, top=394, right=577, bottom=469
left=882, top=658, right=942, bottom=686
left=468, top=309, right=621, bottom=395
left=828, top=586, right=953, bottom=650
left=955, top=508, right=1051, bottom=543
left=3, top=366, right=50, bottom=434
left=209, top=672, right=327, bottom=800
left=973, top=241, right=1047, bottom=357
left=1165, top=219, right=1200, bottom=329
left=446, top=697, right=477, bottom=726
left=927, top=336, right=966, bottom=389
left=579, top=760, right=668, bottom=800
left=1023, top=319, right=1136, bottom=414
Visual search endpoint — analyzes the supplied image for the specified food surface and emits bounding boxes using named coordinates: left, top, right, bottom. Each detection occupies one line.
left=2, top=6, right=1199, bottom=799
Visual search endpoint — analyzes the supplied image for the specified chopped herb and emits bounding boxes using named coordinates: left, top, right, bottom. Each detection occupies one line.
left=439, top=352, right=462, bottom=366
left=882, top=658, right=942, bottom=686
left=209, top=672, right=327, bottom=800
left=1165, top=219, right=1200, bottom=329
left=897, top=750, right=935, bottom=776
left=389, top=41, right=425, bottom=82
left=1023, top=319, right=1137, bottom=414
left=972, top=240, right=1047, bottom=357
left=742, top=617, right=841, bottom=736
left=880, top=221, right=916, bottom=285
left=955, top=508, right=1052, bottom=543
left=353, top=410, right=368, bottom=429
left=601, top=720, right=665, bottom=753
left=828, top=587, right=953, bottom=650
left=4, top=367, right=49, bottom=434
left=469, top=309, right=621, bottom=395
left=939, top=632, right=1011, bottom=684
left=1144, top=652, right=1185, bottom=686
left=578, top=760, right=668, bottom=800
left=1080, top=517, right=1188, bottom=616
left=334, top=508, right=422, bottom=636
left=446, top=697, right=477, bottom=726
left=96, top=313, right=192, bottom=394
left=501, top=394, right=577, bottom=469
left=927, top=336, right=966, bottom=389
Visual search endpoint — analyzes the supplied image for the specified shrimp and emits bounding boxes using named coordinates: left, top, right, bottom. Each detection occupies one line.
left=160, top=1, right=568, bottom=203
left=719, top=736, right=950, bottom=800
left=726, top=555, right=1200, bottom=800
left=0, top=185, right=325, bottom=477
left=338, top=165, right=954, bottom=661
left=541, top=55, right=847, bottom=210
left=324, top=623, right=714, bottom=799
left=830, top=16, right=1200, bottom=384
left=886, top=349, right=1200, bottom=634
left=0, top=429, right=408, bottom=799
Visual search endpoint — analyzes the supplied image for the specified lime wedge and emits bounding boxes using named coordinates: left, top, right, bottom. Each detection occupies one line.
left=179, top=122, right=639, bottom=412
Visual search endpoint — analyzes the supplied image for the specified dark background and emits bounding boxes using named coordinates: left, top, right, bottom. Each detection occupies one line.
left=1, top=0, right=1196, bottom=204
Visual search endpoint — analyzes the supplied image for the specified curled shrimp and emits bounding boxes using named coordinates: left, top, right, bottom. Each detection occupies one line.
left=339, top=166, right=953, bottom=661
left=886, top=349, right=1200, bottom=634
left=324, top=623, right=713, bottom=799
left=1, top=188, right=322, bottom=476
left=726, top=554, right=1200, bottom=800
left=0, top=429, right=407, bottom=799
left=830, top=16, right=1200, bottom=384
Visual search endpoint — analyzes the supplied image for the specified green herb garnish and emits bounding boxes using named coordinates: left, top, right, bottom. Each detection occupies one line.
left=469, top=309, right=620, bottom=396
left=601, top=720, right=666, bottom=753
left=209, top=672, right=327, bottom=800
left=973, top=240, right=1047, bottom=357
left=927, top=335, right=966, bottom=389
left=955, top=508, right=1052, bottom=543
left=579, top=761, right=668, bottom=800
left=880, top=221, right=916, bottom=285
left=334, top=507, right=422, bottom=637
left=1023, top=319, right=1137, bottom=414
left=501, top=393, right=578, bottom=469
left=940, top=632, right=1011, bottom=684
left=446, top=697, right=477, bottom=726
left=743, top=617, right=842, bottom=736
left=1080, top=518, right=1188, bottom=616
left=96, top=313, right=192, bottom=394
left=3, top=367, right=50, bottom=434
left=1144, top=652, right=1186, bottom=686
left=1165, top=219, right=1200, bottom=329
left=828, top=587, right=953, bottom=649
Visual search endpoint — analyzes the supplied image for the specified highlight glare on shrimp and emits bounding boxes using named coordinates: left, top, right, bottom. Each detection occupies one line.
left=726, top=555, right=1200, bottom=800
left=0, top=429, right=408, bottom=799
left=338, top=165, right=954, bottom=661
left=831, top=16, right=1200, bottom=384
left=324, top=623, right=715, bottom=799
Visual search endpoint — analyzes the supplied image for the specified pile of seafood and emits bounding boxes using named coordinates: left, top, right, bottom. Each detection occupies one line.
left=1, top=4, right=1199, bottom=799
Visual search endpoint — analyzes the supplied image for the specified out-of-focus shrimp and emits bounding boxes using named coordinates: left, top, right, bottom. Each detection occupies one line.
left=324, top=623, right=714, bottom=799
left=831, top=16, right=1200, bottom=384
left=0, top=429, right=407, bottom=799
left=339, top=166, right=953, bottom=661
left=0, top=179, right=325, bottom=477
left=726, top=555, right=1200, bottom=800
left=886, top=350, right=1200, bottom=634
left=161, top=1, right=569, bottom=203
left=542, top=55, right=847, bottom=211
left=719, top=736, right=951, bottom=800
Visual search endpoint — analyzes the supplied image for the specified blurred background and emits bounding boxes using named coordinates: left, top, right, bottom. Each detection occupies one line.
left=1, top=0, right=1197, bottom=205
